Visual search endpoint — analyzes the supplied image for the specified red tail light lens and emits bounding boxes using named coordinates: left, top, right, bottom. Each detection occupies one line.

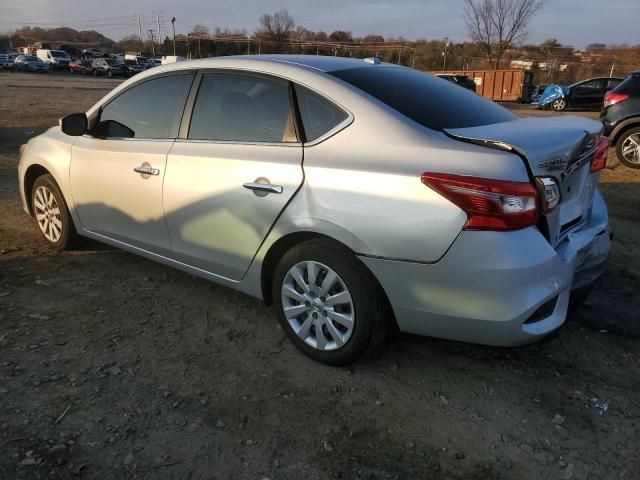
left=590, top=137, right=609, bottom=172
left=421, top=173, right=539, bottom=231
left=603, top=92, right=629, bottom=109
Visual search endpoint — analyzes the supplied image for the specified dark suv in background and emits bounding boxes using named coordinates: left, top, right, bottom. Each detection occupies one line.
left=91, top=58, right=127, bottom=78
left=601, top=71, right=640, bottom=168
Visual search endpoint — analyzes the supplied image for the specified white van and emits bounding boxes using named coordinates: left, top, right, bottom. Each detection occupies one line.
left=36, top=49, right=71, bottom=70
left=161, top=55, right=187, bottom=65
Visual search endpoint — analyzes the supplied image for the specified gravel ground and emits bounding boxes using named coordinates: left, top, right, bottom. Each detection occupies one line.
left=1, top=71, right=639, bottom=480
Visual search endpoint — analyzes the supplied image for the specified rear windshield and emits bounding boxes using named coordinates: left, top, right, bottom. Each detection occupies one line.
left=613, top=73, right=640, bottom=95
left=330, top=66, right=517, bottom=131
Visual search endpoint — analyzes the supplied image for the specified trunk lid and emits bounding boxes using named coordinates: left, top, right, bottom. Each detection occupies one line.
left=445, top=115, right=604, bottom=247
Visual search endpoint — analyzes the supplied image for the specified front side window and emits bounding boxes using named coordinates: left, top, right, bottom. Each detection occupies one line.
left=188, top=73, right=295, bottom=143
left=96, top=73, right=193, bottom=139
left=294, top=85, right=348, bottom=142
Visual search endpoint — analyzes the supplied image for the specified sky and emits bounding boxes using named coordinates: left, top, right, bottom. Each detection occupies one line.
left=1, top=0, right=639, bottom=49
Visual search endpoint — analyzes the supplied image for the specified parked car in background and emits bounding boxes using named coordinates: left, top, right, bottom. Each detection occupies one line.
left=539, top=77, right=624, bottom=111
left=91, top=58, right=127, bottom=77
left=82, top=48, right=102, bottom=57
left=36, top=49, right=71, bottom=70
left=58, top=44, right=82, bottom=58
left=17, top=56, right=611, bottom=365
left=69, top=59, right=94, bottom=75
left=122, top=59, right=146, bottom=76
left=530, top=85, right=548, bottom=104
left=435, top=73, right=477, bottom=92
left=601, top=70, right=640, bottom=168
left=14, top=55, right=49, bottom=72
left=0, top=51, right=13, bottom=70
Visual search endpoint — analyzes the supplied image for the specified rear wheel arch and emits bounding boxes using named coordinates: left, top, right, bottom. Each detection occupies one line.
left=610, top=119, right=640, bottom=146
left=260, top=232, right=397, bottom=330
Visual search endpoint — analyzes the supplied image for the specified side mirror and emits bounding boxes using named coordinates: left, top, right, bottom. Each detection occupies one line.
left=60, top=113, right=87, bottom=136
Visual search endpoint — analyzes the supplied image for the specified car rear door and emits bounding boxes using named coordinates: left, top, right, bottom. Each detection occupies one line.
left=163, top=71, right=304, bottom=281
left=70, top=72, right=194, bottom=253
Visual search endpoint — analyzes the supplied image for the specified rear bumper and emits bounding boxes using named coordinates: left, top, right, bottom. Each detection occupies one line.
left=360, top=191, right=611, bottom=347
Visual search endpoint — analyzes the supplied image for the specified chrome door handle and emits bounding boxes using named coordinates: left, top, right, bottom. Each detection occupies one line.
left=243, top=182, right=283, bottom=194
left=133, top=165, right=160, bottom=176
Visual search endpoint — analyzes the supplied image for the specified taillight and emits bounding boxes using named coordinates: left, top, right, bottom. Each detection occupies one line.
left=603, top=92, right=629, bottom=108
left=590, top=137, right=609, bottom=172
left=421, top=173, right=538, bottom=231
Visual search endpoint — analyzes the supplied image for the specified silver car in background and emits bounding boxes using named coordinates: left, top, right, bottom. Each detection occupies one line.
left=18, top=55, right=611, bottom=365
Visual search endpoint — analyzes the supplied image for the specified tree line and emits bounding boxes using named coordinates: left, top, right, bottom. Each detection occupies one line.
left=1, top=1, right=638, bottom=83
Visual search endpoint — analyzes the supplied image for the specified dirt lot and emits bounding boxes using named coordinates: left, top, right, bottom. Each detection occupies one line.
left=1, top=71, right=639, bottom=480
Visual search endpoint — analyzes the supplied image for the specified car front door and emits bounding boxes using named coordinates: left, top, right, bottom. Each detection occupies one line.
left=570, top=79, right=605, bottom=108
left=163, top=71, right=304, bottom=280
left=70, top=72, right=194, bottom=253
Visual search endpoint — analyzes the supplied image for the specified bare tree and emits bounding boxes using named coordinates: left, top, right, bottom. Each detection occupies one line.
left=258, top=9, right=295, bottom=45
left=191, top=25, right=210, bottom=37
left=464, top=0, right=545, bottom=69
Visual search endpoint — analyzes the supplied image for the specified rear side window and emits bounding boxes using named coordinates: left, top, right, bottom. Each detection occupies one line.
left=330, top=66, right=517, bottom=131
left=606, top=78, right=622, bottom=90
left=188, top=73, right=296, bottom=143
left=97, top=74, right=192, bottom=139
left=613, top=74, right=640, bottom=95
left=294, top=85, right=348, bottom=141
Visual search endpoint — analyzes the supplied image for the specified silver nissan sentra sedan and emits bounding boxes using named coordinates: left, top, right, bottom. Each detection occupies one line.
left=18, top=55, right=612, bottom=365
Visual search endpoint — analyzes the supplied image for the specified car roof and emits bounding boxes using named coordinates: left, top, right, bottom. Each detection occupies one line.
left=164, top=55, right=401, bottom=74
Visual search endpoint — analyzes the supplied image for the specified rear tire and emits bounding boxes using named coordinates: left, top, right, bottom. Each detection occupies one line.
left=615, top=126, right=640, bottom=169
left=31, top=174, right=79, bottom=251
left=273, top=239, right=390, bottom=365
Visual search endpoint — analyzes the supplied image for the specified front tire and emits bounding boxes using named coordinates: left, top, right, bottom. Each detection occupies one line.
left=552, top=98, right=567, bottom=111
left=273, top=239, right=389, bottom=365
left=616, top=126, right=640, bottom=169
left=31, top=174, right=78, bottom=250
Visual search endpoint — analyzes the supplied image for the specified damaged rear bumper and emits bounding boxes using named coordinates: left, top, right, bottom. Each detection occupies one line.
left=359, top=190, right=611, bottom=347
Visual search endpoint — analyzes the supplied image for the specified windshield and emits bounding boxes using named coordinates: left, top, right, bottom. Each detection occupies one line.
left=50, top=50, right=68, bottom=58
left=330, top=66, right=516, bottom=131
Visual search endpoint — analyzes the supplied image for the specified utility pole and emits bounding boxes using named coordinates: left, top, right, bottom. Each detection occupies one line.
left=156, top=10, right=161, bottom=47
left=609, top=57, right=616, bottom=77
left=442, top=37, right=450, bottom=71
left=138, top=15, right=143, bottom=40
left=147, top=29, right=156, bottom=57
left=171, top=17, right=176, bottom=56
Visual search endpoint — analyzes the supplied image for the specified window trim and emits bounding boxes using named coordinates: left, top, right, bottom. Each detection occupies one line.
left=88, top=70, right=197, bottom=141
left=176, top=68, right=353, bottom=147
left=292, top=83, right=353, bottom=147
left=177, top=68, right=302, bottom=146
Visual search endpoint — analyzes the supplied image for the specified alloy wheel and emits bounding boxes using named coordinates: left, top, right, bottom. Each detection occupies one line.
left=280, top=261, right=355, bottom=351
left=621, top=133, right=640, bottom=165
left=552, top=98, right=566, bottom=111
left=33, top=185, right=63, bottom=243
